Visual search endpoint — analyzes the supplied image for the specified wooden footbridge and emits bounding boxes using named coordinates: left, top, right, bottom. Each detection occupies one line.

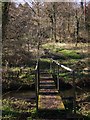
left=38, top=77, right=65, bottom=110
left=35, top=58, right=77, bottom=118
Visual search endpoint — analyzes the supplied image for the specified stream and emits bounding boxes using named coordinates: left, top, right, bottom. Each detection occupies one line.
left=2, top=88, right=90, bottom=118
left=2, top=90, right=36, bottom=100
left=3, top=88, right=90, bottom=101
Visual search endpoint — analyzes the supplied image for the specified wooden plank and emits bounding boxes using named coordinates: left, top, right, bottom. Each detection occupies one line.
left=39, top=89, right=58, bottom=95
left=38, top=77, right=65, bottom=111
left=40, top=80, right=54, bottom=84
left=40, top=84, right=56, bottom=89
left=38, top=94, right=65, bottom=110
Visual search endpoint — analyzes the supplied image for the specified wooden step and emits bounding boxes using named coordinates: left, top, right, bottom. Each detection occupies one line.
left=40, top=80, right=54, bottom=84
left=40, top=78, right=56, bottom=89
left=40, top=84, right=56, bottom=89
left=40, top=73, right=52, bottom=78
left=38, top=94, right=65, bottom=110
left=40, top=81, right=55, bottom=86
left=38, top=77, right=65, bottom=112
left=40, top=77, right=53, bottom=80
left=39, top=89, right=58, bottom=95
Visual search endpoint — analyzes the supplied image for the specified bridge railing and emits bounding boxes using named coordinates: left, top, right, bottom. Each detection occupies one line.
left=50, top=58, right=76, bottom=114
left=35, top=58, right=76, bottom=113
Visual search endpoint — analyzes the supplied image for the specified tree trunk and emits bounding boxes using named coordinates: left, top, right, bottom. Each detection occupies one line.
left=75, top=10, right=79, bottom=47
left=2, top=2, right=9, bottom=40
left=53, top=3, right=57, bottom=42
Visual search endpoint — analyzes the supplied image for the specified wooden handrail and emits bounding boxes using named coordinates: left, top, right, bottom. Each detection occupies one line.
left=51, top=59, right=60, bottom=66
left=50, top=58, right=76, bottom=114
left=51, top=58, right=73, bottom=72
left=60, top=65, right=72, bottom=72
left=35, top=58, right=76, bottom=114
left=35, top=61, right=38, bottom=71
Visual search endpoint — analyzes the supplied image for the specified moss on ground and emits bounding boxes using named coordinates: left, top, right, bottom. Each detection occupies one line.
left=2, top=98, right=35, bottom=119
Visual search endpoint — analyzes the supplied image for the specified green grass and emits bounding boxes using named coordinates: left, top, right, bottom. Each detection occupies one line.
left=39, top=58, right=50, bottom=70
left=59, top=73, right=71, bottom=81
left=60, top=50, right=82, bottom=59
left=19, top=73, right=26, bottom=79
left=2, top=98, right=33, bottom=119
left=11, top=67, right=20, bottom=72
left=2, top=99, right=19, bottom=117
left=42, top=43, right=83, bottom=59
left=40, top=58, right=51, bottom=63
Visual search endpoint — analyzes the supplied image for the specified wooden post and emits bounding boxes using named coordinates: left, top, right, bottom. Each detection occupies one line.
left=37, top=59, right=40, bottom=93
left=57, top=65, right=59, bottom=91
left=72, top=71, right=76, bottom=114
left=52, top=61, right=54, bottom=75
left=35, top=59, right=40, bottom=112
left=53, top=62, right=55, bottom=75
left=50, top=59, right=52, bottom=74
left=35, top=64, right=38, bottom=111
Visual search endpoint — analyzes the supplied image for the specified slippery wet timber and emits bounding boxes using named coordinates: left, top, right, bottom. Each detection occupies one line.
left=35, top=58, right=77, bottom=119
left=38, top=77, right=65, bottom=110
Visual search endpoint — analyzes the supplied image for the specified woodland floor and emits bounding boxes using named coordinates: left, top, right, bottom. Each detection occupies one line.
left=2, top=42, right=90, bottom=119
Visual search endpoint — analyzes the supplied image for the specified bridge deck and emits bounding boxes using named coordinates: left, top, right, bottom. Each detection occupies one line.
left=38, top=78, right=65, bottom=110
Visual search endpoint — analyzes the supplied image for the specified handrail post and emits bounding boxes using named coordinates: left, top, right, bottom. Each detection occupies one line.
left=57, top=65, right=59, bottom=91
left=35, top=65, right=38, bottom=111
left=50, top=58, right=77, bottom=114
left=35, top=59, right=40, bottom=112
left=72, top=70, right=76, bottom=114
left=53, top=62, right=55, bottom=75
left=50, top=59, right=52, bottom=74
left=38, top=59, right=40, bottom=94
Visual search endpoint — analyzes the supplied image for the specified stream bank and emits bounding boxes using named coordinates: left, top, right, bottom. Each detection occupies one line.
left=2, top=86, right=90, bottom=120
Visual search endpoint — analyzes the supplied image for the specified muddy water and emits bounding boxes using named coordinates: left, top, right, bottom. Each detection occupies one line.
left=3, top=88, right=90, bottom=101
left=3, top=90, right=36, bottom=100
